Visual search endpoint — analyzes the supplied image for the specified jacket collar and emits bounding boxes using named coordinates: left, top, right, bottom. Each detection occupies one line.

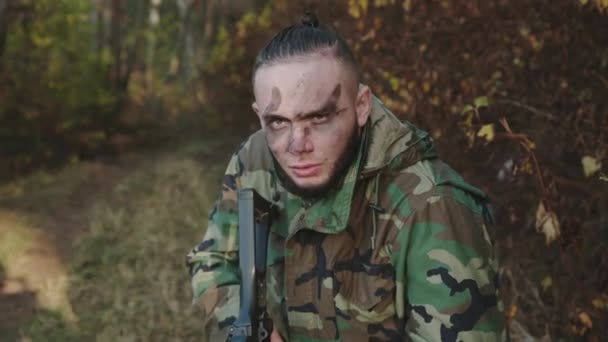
left=277, top=122, right=368, bottom=238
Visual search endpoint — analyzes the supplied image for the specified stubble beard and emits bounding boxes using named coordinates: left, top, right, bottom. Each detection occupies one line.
left=273, top=122, right=361, bottom=200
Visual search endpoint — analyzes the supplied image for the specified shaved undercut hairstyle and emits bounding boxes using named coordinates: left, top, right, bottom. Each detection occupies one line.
left=252, top=11, right=360, bottom=87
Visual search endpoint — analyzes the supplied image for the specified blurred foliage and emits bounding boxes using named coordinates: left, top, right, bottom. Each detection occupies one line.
left=0, top=0, right=240, bottom=180
left=1, top=0, right=607, bottom=340
left=1, top=0, right=115, bottom=175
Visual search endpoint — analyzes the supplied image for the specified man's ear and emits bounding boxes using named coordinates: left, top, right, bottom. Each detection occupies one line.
left=355, top=85, right=372, bottom=127
left=252, top=102, right=264, bottom=127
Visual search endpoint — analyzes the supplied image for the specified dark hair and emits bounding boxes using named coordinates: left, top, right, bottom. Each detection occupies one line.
left=252, top=12, right=359, bottom=83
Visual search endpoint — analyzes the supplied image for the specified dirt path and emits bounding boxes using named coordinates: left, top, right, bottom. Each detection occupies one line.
left=0, top=157, right=138, bottom=337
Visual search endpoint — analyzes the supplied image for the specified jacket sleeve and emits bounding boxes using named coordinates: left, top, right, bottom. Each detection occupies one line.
left=186, top=153, right=242, bottom=341
left=390, top=193, right=507, bottom=341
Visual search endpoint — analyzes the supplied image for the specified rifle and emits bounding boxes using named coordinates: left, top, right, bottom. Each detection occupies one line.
left=228, top=188, right=275, bottom=342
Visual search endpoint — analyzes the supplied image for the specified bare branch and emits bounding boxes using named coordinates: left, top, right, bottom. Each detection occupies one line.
left=497, top=99, right=560, bottom=124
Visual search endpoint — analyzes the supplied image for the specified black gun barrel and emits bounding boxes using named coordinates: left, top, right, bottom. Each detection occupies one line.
left=228, top=189, right=273, bottom=342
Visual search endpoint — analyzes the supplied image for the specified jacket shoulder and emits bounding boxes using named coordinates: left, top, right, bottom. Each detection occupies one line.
left=232, top=129, right=276, bottom=201
left=382, top=158, right=489, bottom=218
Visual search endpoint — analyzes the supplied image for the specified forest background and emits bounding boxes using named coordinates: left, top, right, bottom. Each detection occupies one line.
left=0, top=0, right=607, bottom=341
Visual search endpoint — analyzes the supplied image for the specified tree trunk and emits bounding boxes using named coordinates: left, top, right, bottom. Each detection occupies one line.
left=0, top=0, right=9, bottom=58
left=176, top=0, right=194, bottom=80
left=200, top=0, right=218, bottom=64
left=110, top=0, right=123, bottom=89
left=91, top=0, right=104, bottom=57
left=105, top=0, right=146, bottom=132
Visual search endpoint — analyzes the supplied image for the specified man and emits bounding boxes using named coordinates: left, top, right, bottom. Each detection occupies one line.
left=186, top=13, right=507, bottom=342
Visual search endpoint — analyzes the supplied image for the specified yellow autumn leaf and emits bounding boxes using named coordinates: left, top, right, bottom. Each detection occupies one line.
left=592, top=295, right=608, bottom=311
left=403, top=0, right=412, bottom=12
left=520, top=160, right=534, bottom=175
left=348, top=0, right=368, bottom=18
left=581, top=155, right=602, bottom=178
left=422, top=81, right=431, bottom=93
left=374, top=0, right=391, bottom=7
left=592, top=299, right=602, bottom=309
left=535, top=201, right=560, bottom=245
left=431, top=96, right=441, bottom=107
left=541, top=276, right=552, bottom=291
left=580, top=0, right=589, bottom=5
left=461, top=104, right=474, bottom=114
left=389, top=77, right=400, bottom=91
left=477, top=124, right=495, bottom=142
left=578, top=311, right=593, bottom=329
left=348, top=0, right=361, bottom=18
left=506, top=304, right=518, bottom=319
left=359, top=0, right=369, bottom=12
left=474, top=96, right=490, bottom=108
left=523, top=138, right=536, bottom=150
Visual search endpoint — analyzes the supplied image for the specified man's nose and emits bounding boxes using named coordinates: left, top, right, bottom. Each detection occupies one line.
left=288, top=125, right=313, bottom=154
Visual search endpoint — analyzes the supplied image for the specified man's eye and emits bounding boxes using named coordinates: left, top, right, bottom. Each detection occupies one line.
left=311, top=114, right=329, bottom=124
left=268, top=119, right=288, bottom=130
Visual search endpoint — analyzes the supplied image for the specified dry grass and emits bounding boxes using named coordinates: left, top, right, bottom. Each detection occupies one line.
left=0, top=141, right=232, bottom=341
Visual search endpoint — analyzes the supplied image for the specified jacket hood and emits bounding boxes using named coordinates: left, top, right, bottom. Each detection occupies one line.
left=360, top=96, right=438, bottom=177
left=362, top=97, right=488, bottom=202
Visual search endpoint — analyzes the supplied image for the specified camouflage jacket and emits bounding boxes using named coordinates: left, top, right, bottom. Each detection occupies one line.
left=186, top=97, right=507, bottom=341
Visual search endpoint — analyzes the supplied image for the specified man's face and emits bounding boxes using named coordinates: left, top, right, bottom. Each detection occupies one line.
left=253, top=55, right=371, bottom=196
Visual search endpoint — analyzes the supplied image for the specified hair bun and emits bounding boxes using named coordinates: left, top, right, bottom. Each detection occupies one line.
left=300, top=11, right=319, bottom=28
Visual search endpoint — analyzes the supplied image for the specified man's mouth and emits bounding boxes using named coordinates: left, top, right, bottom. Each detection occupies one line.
left=289, top=163, right=322, bottom=177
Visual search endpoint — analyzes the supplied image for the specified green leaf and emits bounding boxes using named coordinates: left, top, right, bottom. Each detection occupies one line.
left=477, top=124, right=495, bottom=142
left=474, top=96, right=491, bottom=108
left=389, top=77, right=399, bottom=91
left=461, top=104, right=474, bottom=114
left=541, top=276, right=552, bottom=291
left=581, top=156, right=602, bottom=178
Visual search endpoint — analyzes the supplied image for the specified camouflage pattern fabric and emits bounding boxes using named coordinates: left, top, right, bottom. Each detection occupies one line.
left=186, top=96, right=507, bottom=341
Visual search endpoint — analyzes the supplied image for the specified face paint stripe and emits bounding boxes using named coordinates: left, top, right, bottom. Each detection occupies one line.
left=263, top=86, right=282, bottom=115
